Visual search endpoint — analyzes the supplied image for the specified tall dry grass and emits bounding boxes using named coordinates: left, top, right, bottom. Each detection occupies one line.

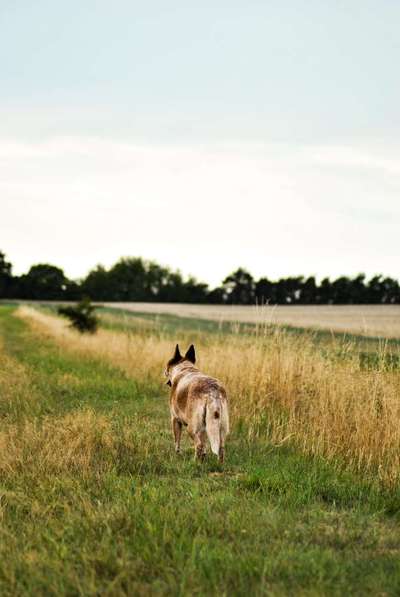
left=0, top=341, right=43, bottom=422
left=18, top=306, right=400, bottom=485
left=0, top=410, right=121, bottom=477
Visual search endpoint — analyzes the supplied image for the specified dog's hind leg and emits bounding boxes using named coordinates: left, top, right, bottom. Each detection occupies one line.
left=187, top=425, right=204, bottom=461
left=171, top=417, right=182, bottom=454
left=218, top=400, right=229, bottom=463
left=194, top=431, right=207, bottom=462
left=189, top=402, right=207, bottom=461
left=218, top=431, right=225, bottom=463
left=195, top=429, right=207, bottom=461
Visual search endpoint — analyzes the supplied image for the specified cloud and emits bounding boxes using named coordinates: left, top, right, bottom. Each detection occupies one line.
left=306, top=145, right=400, bottom=177
left=1, top=136, right=399, bottom=284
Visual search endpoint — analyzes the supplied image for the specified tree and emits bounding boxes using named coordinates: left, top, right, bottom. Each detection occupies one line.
left=255, top=277, right=274, bottom=304
left=145, top=262, right=170, bottom=301
left=64, top=280, right=82, bottom=301
left=81, top=265, right=111, bottom=301
left=301, top=276, right=317, bottom=304
left=108, top=257, right=148, bottom=301
left=366, top=275, right=383, bottom=304
left=159, top=271, right=185, bottom=302
left=380, top=277, right=400, bottom=304
left=271, top=279, right=288, bottom=304
left=279, top=276, right=304, bottom=304
left=0, top=251, right=12, bottom=298
left=222, top=268, right=255, bottom=304
left=318, top=277, right=332, bottom=304
left=348, top=274, right=367, bottom=304
left=181, top=277, right=209, bottom=304
left=18, top=264, right=68, bottom=300
left=208, top=286, right=226, bottom=304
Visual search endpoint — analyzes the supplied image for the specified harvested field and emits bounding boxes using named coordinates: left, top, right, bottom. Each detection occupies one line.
left=103, top=303, right=400, bottom=339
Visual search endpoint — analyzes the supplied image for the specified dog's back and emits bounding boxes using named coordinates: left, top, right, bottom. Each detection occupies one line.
left=166, top=345, right=229, bottom=462
left=171, top=367, right=229, bottom=458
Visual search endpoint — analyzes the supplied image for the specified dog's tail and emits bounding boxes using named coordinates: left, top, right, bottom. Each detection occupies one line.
left=205, top=393, right=222, bottom=456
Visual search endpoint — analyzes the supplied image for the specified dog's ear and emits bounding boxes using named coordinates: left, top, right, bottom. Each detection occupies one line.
left=173, top=344, right=181, bottom=362
left=185, top=344, right=196, bottom=364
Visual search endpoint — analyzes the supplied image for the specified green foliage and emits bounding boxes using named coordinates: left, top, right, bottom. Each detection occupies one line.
left=82, top=257, right=210, bottom=303
left=0, top=250, right=13, bottom=298
left=0, top=251, right=12, bottom=277
left=222, top=267, right=255, bottom=304
left=58, top=298, right=98, bottom=333
left=20, top=263, right=68, bottom=299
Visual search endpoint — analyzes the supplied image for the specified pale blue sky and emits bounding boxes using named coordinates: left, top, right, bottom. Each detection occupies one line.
left=1, top=1, right=399, bottom=285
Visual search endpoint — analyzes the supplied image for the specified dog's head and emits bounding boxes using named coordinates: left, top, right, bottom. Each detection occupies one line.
left=164, top=344, right=196, bottom=386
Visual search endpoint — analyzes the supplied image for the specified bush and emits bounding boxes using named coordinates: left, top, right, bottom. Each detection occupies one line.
left=58, top=299, right=98, bottom=333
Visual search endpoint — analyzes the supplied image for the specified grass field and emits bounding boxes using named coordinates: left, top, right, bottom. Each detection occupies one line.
left=1, top=304, right=400, bottom=595
left=103, top=302, right=400, bottom=339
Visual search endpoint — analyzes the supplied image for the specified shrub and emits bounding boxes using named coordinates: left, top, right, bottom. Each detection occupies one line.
left=58, top=298, right=98, bottom=333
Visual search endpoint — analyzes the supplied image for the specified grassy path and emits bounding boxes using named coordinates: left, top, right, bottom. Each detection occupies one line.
left=1, top=306, right=400, bottom=595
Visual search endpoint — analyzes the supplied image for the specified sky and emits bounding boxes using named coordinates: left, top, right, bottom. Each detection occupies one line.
left=1, top=0, right=399, bottom=287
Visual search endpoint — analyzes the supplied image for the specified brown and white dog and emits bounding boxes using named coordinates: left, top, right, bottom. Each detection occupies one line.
left=164, top=344, right=229, bottom=462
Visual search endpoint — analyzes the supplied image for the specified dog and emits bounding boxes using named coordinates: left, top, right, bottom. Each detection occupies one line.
left=164, top=344, right=229, bottom=462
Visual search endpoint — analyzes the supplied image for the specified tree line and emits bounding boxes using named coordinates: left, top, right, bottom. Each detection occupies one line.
left=1, top=250, right=399, bottom=304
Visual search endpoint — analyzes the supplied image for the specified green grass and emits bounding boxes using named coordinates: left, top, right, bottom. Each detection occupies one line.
left=1, top=305, right=400, bottom=595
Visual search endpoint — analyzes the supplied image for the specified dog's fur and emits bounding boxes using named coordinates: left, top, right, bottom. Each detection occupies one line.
left=164, top=344, right=229, bottom=462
